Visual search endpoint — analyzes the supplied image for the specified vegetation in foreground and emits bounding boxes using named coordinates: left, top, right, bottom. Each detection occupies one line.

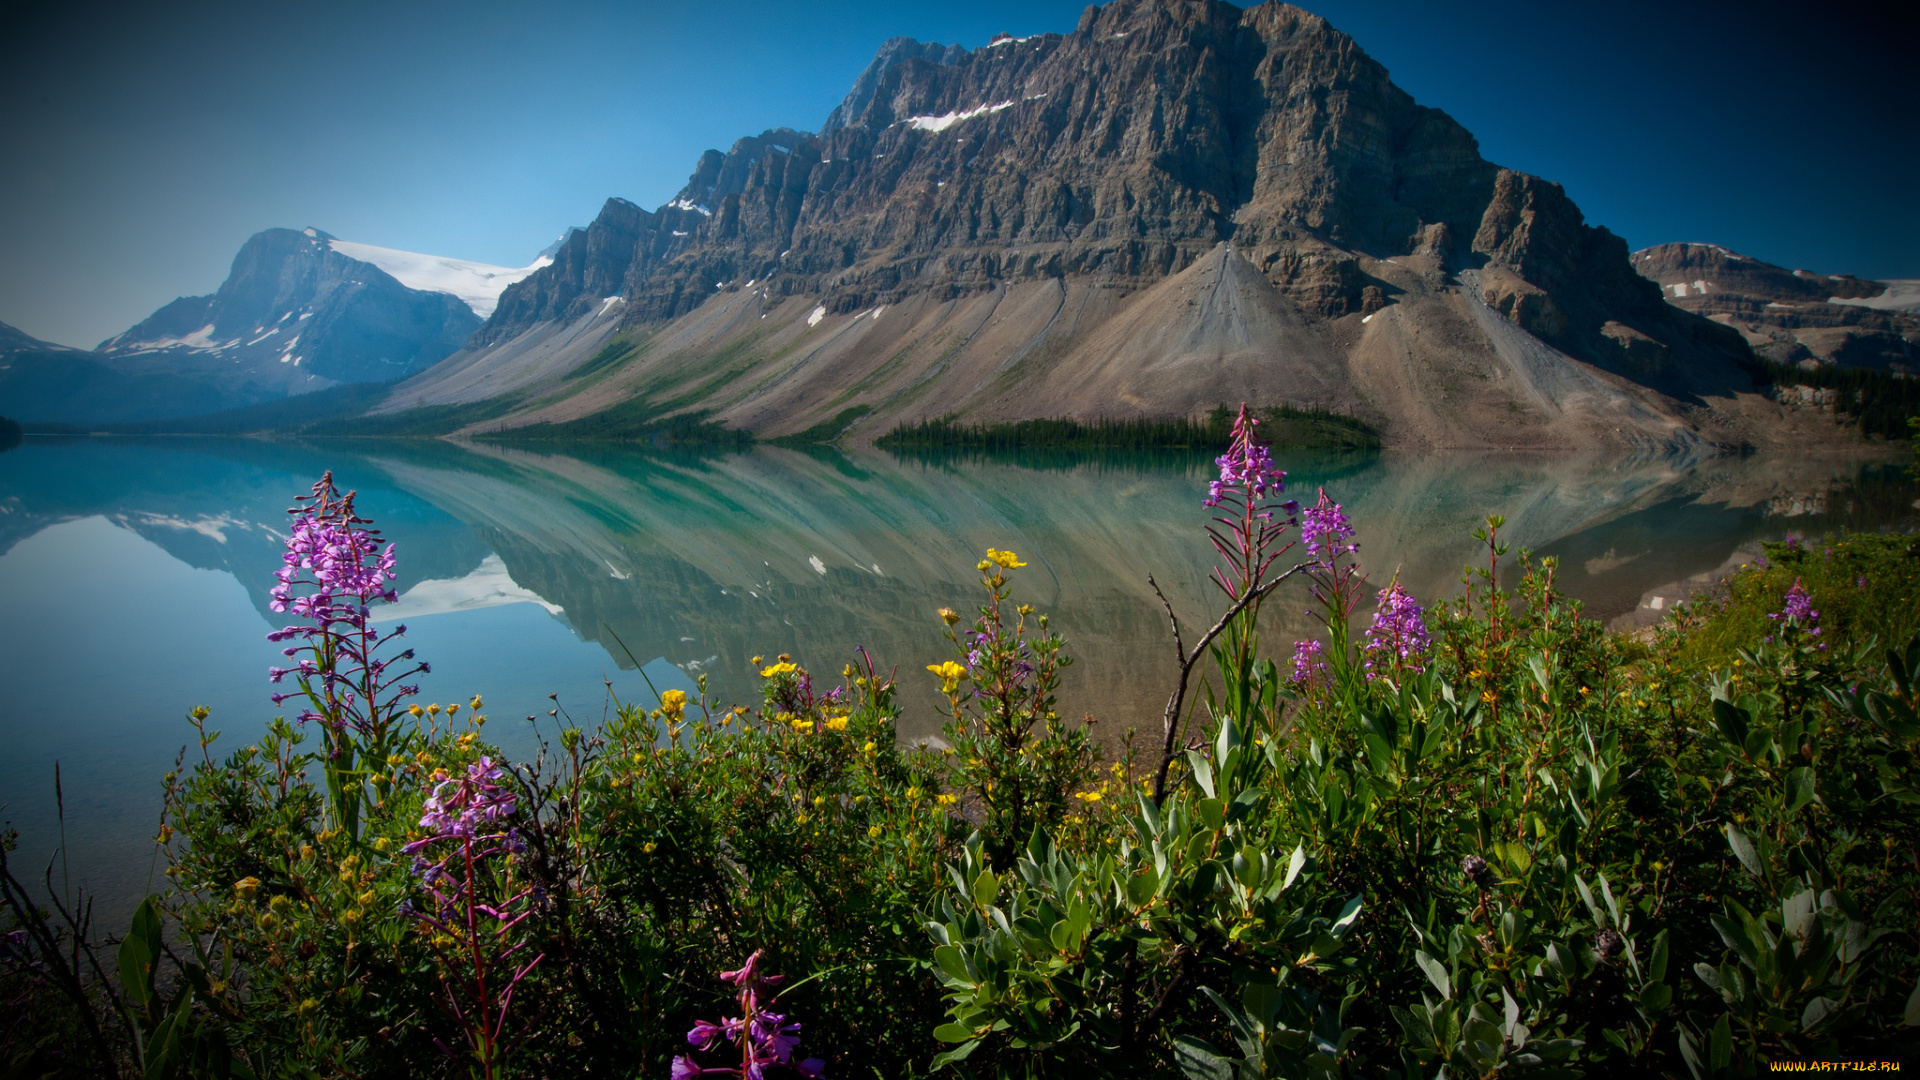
left=3, top=409, right=1918, bottom=1079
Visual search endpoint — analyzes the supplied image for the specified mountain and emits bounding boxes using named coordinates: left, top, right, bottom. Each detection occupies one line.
left=96, top=227, right=485, bottom=399
left=1, top=229, right=543, bottom=424
left=382, top=3, right=1853, bottom=450
left=0, top=317, right=264, bottom=425
left=1633, top=243, right=1916, bottom=372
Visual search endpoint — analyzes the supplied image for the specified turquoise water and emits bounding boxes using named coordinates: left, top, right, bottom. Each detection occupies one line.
left=1, top=435, right=1913, bottom=920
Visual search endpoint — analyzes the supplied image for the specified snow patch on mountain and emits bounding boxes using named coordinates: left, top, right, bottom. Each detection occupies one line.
left=904, top=100, right=1017, bottom=133
left=326, top=240, right=551, bottom=318
left=1829, top=280, right=1920, bottom=312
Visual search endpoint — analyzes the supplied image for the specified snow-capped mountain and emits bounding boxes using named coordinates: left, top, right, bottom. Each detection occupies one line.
left=98, top=226, right=484, bottom=398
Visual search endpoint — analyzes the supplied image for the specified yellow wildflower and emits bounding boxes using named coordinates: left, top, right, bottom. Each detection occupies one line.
left=862, top=740, right=877, bottom=754
left=936, top=793, right=959, bottom=807
left=1074, top=791, right=1104, bottom=803
left=927, top=661, right=967, bottom=682
left=906, top=786, right=922, bottom=800
left=427, top=703, right=442, bottom=716
left=470, top=696, right=484, bottom=710
left=762, top=662, right=798, bottom=678
left=813, top=795, right=827, bottom=808
left=408, top=704, right=424, bottom=718
left=938, top=607, right=960, bottom=625
left=868, top=825, right=883, bottom=839
left=660, top=688, right=689, bottom=719
left=751, top=655, right=764, bottom=667
left=985, top=548, right=1026, bottom=569
left=234, top=876, right=262, bottom=899
left=825, top=717, right=849, bottom=732
left=792, top=718, right=815, bottom=734
left=642, top=841, right=657, bottom=854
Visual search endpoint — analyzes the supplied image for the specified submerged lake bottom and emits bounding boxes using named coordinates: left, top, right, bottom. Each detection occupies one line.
left=1, top=435, right=1914, bottom=920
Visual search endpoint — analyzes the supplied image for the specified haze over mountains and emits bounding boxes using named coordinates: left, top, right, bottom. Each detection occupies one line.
left=4, top=0, right=1910, bottom=448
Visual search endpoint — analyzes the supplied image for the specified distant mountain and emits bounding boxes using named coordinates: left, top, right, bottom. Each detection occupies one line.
left=376, top=0, right=1813, bottom=454
left=0, top=228, right=556, bottom=424
left=98, top=227, right=484, bottom=395
left=0, top=317, right=260, bottom=425
left=0, top=321, right=77, bottom=354
left=1633, top=243, right=1916, bottom=372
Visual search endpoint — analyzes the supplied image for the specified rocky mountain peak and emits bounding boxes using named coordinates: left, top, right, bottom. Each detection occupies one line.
left=402, top=0, right=1806, bottom=454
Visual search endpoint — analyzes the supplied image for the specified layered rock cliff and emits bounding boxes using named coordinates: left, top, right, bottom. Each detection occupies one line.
left=383, top=0, right=1818, bottom=453
left=1633, top=243, right=1916, bottom=372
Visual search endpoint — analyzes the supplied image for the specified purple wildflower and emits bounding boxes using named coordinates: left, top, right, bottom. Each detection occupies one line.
left=1300, top=490, right=1357, bottom=563
left=677, top=950, right=825, bottom=1079
left=402, top=756, right=542, bottom=1080
left=1771, top=579, right=1818, bottom=627
left=1362, top=579, right=1430, bottom=680
left=1289, top=639, right=1328, bottom=688
left=265, top=473, right=424, bottom=743
left=1204, top=405, right=1298, bottom=602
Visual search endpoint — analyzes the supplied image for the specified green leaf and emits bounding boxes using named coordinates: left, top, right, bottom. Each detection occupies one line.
left=1709, top=1013, right=1733, bottom=1072
left=1725, top=823, right=1763, bottom=877
left=1330, top=893, right=1363, bottom=935
left=1171, top=1035, right=1233, bottom=1080
left=1415, top=949, right=1451, bottom=999
left=1785, top=768, right=1814, bottom=815
left=1904, top=975, right=1920, bottom=1027
left=1650, top=930, right=1670, bottom=983
left=1640, top=983, right=1673, bottom=1015
left=1711, top=913, right=1761, bottom=972
left=972, top=868, right=999, bottom=910
left=932, top=1023, right=976, bottom=1044
left=1283, top=843, right=1306, bottom=892
left=1712, top=698, right=1749, bottom=748
left=934, top=945, right=973, bottom=985
left=1573, top=874, right=1605, bottom=928
left=1215, top=713, right=1242, bottom=768
left=1125, top=867, right=1159, bottom=908
left=1187, top=751, right=1216, bottom=799
left=930, top=1038, right=981, bottom=1071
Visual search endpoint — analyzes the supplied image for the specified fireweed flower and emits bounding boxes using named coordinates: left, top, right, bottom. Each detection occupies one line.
left=1774, top=579, right=1818, bottom=626
left=1288, top=639, right=1329, bottom=689
left=673, top=949, right=825, bottom=1079
left=402, top=757, right=541, bottom=1080
left=1766, top=578, right=1825, bottom=649
left=265, top=472, right=425, bottom=741
left=1299, top=490, right=1357, bottom=562
left=1362, top=578, right=1430, bottom=680
left=1204, top=405, right=1300, bottom=603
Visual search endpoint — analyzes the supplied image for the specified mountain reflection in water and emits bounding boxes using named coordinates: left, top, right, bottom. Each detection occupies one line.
left=0, top=435, right=1912, bottom=920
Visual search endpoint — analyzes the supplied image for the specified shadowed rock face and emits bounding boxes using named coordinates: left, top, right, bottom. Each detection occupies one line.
left=396, top=0, right=1805, bottom=452
left=1632, top=243, right=1917, bottom=372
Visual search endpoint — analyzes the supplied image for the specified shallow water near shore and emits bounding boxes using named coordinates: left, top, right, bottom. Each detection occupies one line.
left=1, top=434, right=1913, bottom=922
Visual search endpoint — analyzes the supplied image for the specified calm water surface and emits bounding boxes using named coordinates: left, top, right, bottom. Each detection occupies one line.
left=1, top=435, right=1914, bottom=919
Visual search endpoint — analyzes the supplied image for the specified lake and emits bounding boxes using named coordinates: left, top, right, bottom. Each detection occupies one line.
left=1, top=435, right=1914, bottom=921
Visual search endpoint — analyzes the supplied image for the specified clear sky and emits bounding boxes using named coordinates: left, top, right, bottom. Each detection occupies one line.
left=3, top=0, right=1913, bottom=349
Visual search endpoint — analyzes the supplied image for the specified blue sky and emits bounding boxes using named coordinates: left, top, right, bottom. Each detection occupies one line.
left=2, top=0, right=1913, bottom=348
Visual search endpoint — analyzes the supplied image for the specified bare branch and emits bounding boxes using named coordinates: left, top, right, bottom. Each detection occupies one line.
left=1150, top=561, right=1312, bottom=804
